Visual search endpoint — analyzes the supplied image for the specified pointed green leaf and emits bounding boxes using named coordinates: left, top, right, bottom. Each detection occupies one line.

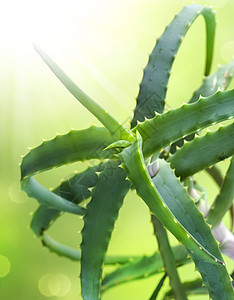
left=131, top=4, right=216, bottom=127
left=22, top=177, right=86, bottom=215
left=152, top=156, right=234, bottom=299
left=206, top=156, right=234, bottom=227
left=80, top=161, right=130, bottom=300
left=119, top=132, right=223, bottom=265
left=35, top=45, right=134, bottom=142
left=21, top=126, right=116, bottom=180
left=169, top=124, right=234, bottom=179
left=189, top=254, right=234, bottom=299
left=134, top=90, right=234, bottom=157
left=31, top=164, right=105, bottom=236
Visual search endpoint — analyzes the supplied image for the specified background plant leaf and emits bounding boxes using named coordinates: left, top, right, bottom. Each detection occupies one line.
left=131, top=4, right=216, bottom=127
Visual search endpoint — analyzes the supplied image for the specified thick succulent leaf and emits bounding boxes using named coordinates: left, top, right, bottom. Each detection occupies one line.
left=20, top=126, right=116, bottom=215
left=153, top=159, right=234, bottom=299
left=31, top=205, right=61, bottom=237
left=102, top=245, right=188, bottom=292
left=41, top=233, right=139, bottom=265
left=119, top=132, right=223, bottom=265
left=31, top=164, right=105, bottom=236
left=22, top=177, right=86, bottom=215
left=80, top=160, right=130, bottom=300
left=21, top=126, right=116, bottom=180
left=131, top=4, right=215, bottom=127
left=206, top=156, right=234, bottom=227
left=35, top=45, right=134, bottom=142
left=134, top=90, right=234, bottom=157
left=171, top=60, right=234, bottom=153
left=189, top=253, right=234, bottom=299
left=31, top=163, right=133, bottom=266
left=163, top=279, right=208, bottom=299
left=169, top=124, right=234, bottom=179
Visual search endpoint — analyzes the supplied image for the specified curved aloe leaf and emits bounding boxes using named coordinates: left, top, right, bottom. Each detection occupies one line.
left=189, top=254, right=234, bottom=299
left=169, top=123, right=234, bottom=179
left=134, top=90, right=234, bottom=157
left=102, top=245, right=188, bottom=292
left=34, top=45, right=134, bottom=142
left=171, top=60, right=234, bottom=153
left=31, top=164, right=105, bottom=236
left=21, top=126, right=116, bottom=180
left=152, top=158, right=234, bottom=299
left=41, top=233, right=139, bottom=265
left=80, top=160, right=130, bottom=300
left=20, top=127, right=117, bottom=215
left=31, top=205, right=61, bottom=237
left=131, top=4, right=216, bottom=127
left=206, top=156, right=234, bottom=227
left=119, top=132, right=223, bottom=265
left=22, top=177, right=86, bottom=215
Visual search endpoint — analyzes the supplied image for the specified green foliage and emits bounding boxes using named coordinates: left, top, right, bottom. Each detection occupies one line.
left=20, top=4, right=234, bottom=299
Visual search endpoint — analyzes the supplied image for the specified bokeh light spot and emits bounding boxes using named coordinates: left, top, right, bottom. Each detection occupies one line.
left=0, top=255, right=11, bottom=278
left=38, top=273, right=71, bottom=297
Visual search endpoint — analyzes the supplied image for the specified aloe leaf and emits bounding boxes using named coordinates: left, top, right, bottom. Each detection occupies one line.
left=169, top=124, right=234, bottom=179
left=119, top=132, right=223, bottom=265
left=80, top=160, right=130, bottom=300
left=189, top=253, right=234, bottom=299
left=134, top=90, right=234, bottom=157
left=171, top=60, right=234, bottom=153
left=20, top=126, right=117, bottom=215
left=31, top=164, right=105, bottom=236
left=131, top=4, right=215, bottom=127
left=34, top=45, right=134, bottom=142
left=21, top=126, right=116, bottom=180
left=102, top=245, right=188, bottom=292
left=31, top=205, right=61, bottom=237
left=41, top=233, right=139, bottom=265
left=152, top=157, right=234, bottom=299
left=206, top=156, right=234, bottom=227
left=151, top=215, right=187, bottom=299
left=22, top=177, right=86, bottom=215
left=163, top=279, right=208, bottom=299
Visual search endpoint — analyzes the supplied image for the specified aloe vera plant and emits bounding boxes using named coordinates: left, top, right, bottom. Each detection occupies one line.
left=20, top=4, right=234, bottom=299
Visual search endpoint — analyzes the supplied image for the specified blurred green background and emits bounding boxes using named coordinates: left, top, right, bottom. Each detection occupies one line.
left=0, top=0, right=233, bottom=299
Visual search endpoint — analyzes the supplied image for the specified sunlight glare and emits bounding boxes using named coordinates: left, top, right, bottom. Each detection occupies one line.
left=0, top=0, right=70, bottom=51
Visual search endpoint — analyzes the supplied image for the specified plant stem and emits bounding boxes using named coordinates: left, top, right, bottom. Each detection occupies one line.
left=151, top=214, right=187, bottom=300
